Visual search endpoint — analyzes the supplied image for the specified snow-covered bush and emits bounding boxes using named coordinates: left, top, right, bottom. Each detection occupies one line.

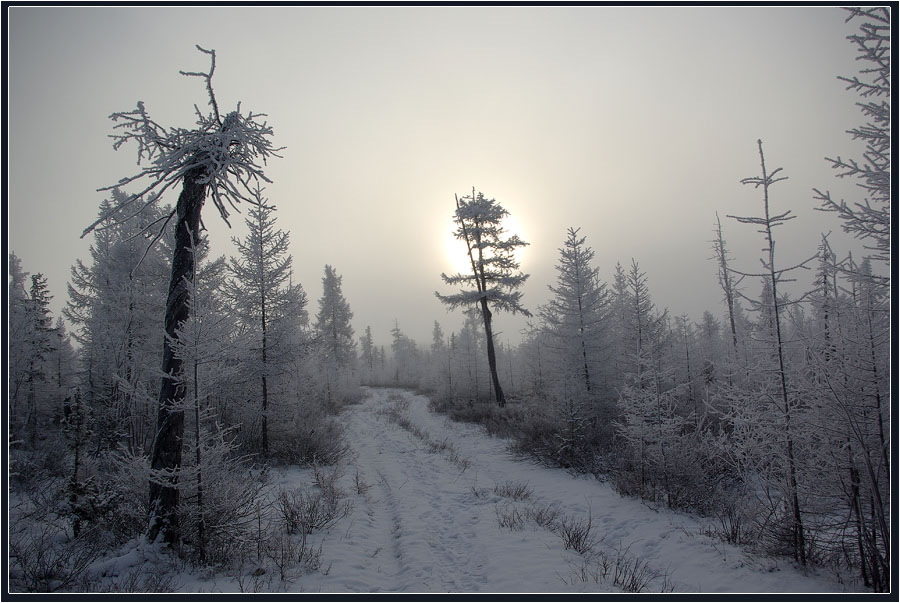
left=268, top=407, right=351, bottom=467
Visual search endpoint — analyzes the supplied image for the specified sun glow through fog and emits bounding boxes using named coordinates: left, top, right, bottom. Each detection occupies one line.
left=443, top=214, right=527, bottom=277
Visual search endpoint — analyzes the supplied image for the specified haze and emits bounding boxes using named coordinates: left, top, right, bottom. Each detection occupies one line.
left=6, top=6, right=866, bottom=346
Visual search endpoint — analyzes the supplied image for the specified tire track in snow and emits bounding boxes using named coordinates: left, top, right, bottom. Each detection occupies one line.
left=340, top=388, right=490, bottom=592
left=314, top=398, right=407, bottom=592
left=311, top=387, right=843, bottom=594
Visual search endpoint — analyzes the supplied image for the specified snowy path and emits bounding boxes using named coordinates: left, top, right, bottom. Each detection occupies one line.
left=299, top=387, right=845, bottom=594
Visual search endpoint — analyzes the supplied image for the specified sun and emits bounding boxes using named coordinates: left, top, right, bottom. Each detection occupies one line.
left=442, top=214, right=527, bottom=276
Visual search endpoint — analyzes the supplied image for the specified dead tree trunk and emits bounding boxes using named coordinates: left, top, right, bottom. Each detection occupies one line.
left=148, top=161, right=207, bottom=546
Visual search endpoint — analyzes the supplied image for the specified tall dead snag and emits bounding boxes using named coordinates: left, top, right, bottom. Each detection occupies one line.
left=82, top=45, right=282, bottom=547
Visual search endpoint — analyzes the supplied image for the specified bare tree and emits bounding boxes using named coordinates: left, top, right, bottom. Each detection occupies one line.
left=83, top=45, right=282, bottom=547
left=712, top=212, right=742, bottom=351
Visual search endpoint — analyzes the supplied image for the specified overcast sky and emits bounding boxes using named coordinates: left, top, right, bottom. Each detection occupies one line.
left=7, top=5, right=869, bottom=347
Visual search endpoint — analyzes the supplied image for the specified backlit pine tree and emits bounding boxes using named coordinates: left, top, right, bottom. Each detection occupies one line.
left=436, top=189, right=531, bottom=407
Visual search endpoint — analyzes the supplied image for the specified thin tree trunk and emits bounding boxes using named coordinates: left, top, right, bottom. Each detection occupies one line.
left=864, top=302, right=888, bottom=483
left=261, top=299, right=269, bottom=458
left=480, top=298, right=505, bottom=407
left=507, top=339, right=515, bottom=392
left=756, top=141, right=806, bottom=566
left=148, top=161, right=207, bottom=546
left=715, top=213, right=739, bottom=351
left=194, top=358, right=205, bottom=562
left=847, top=442, right=870, bottom=587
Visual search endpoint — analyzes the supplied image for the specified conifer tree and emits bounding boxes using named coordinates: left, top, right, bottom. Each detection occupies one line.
left=539, top=227, right=610, bottom=395
left=315, top=265, right=356, bottom=370
left=813, top=7, right=891, bottom=280
left=66, top=195, right=172, bottom=454
left=436, top=189, right=531, bottom=406
left=24, top=274, right=57, bottom=439
left=622, top=259, right=667, bottom=385
left=226, top=192, right=304, bottom=458
left=9, top=253, right=32, bottom=420
left=359, top=326, right=375, bottom=383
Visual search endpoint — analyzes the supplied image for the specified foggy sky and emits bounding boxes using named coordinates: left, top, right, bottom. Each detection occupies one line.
left=7, top=6, right=869, bottom=347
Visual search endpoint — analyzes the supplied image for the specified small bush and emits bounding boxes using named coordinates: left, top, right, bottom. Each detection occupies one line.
left=493, top=481, right=533, bottom=501
left=262, top=531, right=322, bottom=581
left=708, top=492, right=757, bottom=545
left=566, top=545, right=673, bottom=593
left=271, top=414, right=350, bottom=466
left=428, top=394, right=524, bottom=439
left=524, top=502, right=561, bottom=529
left=276, top=487, right=351, bottom=536
left=9, top=523, right=104, bottom=592
left=552, top=511, right=597, bottom=555
left=81, top=562, right=184, bottom=593
left=495, top=503, right=526, bottom=531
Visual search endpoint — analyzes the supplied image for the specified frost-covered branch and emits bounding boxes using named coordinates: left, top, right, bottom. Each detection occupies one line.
left=180, top=44, right=222, bottom=125
left=84, top=46, right=284, bottom=241
left=814, top=7, right=890, bottom=276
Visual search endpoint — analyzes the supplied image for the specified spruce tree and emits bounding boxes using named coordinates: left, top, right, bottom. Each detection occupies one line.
left=226, top=193, right=304, bottom=458
left=539, top=227, right=610, bottom=395
left=315, top=265, right=356, bottom=369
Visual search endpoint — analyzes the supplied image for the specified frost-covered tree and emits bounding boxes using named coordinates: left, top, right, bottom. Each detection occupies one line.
left=518, top=325, right=546, bottom=397
left=8, top=259, right=64, bottom=441
left=727, top=139, right=816, bottom=566
left=84, top=45, right=282, bottom=546
left=712, top=213, right=742, bottom=352
left=539, top=227, right=611, bottom=396
left=225, top=192, right=305, bottom=458
left=533, top=228, right=613, bottom=470
left=21, top=274, right=57, bottom=439
left=431, top=321, right=446, bottom=355
left=389, top=320, right=420, bottom=387
left=615, top=360, right=691, bottom=505
left=170, top=241, right=248, bottom=561
left=359, top=325, right=375, bottom=383
left=453, top=308, right=486, bottom=399
left=315, top=265, right=356, bottom=370
left=813, top=7, right=890, bottom=280
left=9, top=253, right=32, bottom=420
left=799, top=251, right=890, bottom=588
left=619, top=259, right=668, bottom=385
left=422, top=320, right=449, bottom=394
left=66, top=195, right=172, bottom=454
left=436, top=189, right=531, bottom=406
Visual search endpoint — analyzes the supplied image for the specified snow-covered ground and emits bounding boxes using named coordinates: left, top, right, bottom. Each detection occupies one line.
left=98, top=387, right=852, bottom=594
